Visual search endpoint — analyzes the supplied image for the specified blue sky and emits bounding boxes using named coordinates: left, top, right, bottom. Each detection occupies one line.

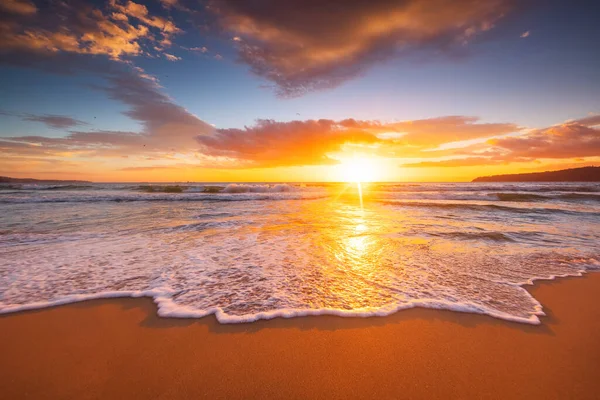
left=3, top=0, right=598, bottom=132
left=0, top=0, right=599, bottom=181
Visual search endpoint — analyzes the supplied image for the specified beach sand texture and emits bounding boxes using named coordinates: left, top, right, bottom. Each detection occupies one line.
left=1, top=273, right=600, bottom=399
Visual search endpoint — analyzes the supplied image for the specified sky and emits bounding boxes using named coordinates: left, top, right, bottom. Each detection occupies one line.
left=0, top=0, right=599, bottom=182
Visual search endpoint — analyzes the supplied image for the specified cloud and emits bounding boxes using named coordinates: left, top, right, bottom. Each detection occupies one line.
left=110, top=0, right=180, bottom=36
left=488, top=118, right=600, bottom=159
left=0, top=0, right=214, bottom=164
left=402, top=157, right=512, bottom=168
left=520, top=31, right=530, bottom=38
left=4, top=105, right=599, bottom=174
left=381, top=116, right=520, bottom=148
left=195, top=115, right=519, bottom=168
left=99, top=70, right=215, bottom=146
left=21, top=114, right=87, bottom=129
left=210, top=0, right=516, bottom=96
left=0, top=0, right=180, bottom=60
left=1, top=0, right=37, bottom=15
left=403, top=115, right=600, bottom=167
left=118, top=165, right=177, bottom=171
left=197, top=119, right=380, bottom=167
left=164, top=53, right=181, bottom=61
left=4, top=112, right=521, bottom=169
left=160, top=0, right=178, bottom=8
left=188, top=46, right=208, bottom=53
left=2, top=67, right=215, bottom=159
left=572, top=114, right=600, bottom=127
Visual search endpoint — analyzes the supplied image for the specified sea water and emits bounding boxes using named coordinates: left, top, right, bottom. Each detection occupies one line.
left=1, top=182, right=599, bottom=324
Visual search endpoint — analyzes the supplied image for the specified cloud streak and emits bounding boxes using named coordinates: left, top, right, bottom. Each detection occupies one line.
left=488, top=116, right=600, bottom=159
left=21, top=114, right=88, bottom=129
left=4, top=110, right=599, bottom=174
left=2, top=67, right=215, bottom=159
left=403, top=115, right=600, bottom=168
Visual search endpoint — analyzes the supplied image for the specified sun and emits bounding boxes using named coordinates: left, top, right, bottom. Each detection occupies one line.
left=338, top=157, right=382, bottom=183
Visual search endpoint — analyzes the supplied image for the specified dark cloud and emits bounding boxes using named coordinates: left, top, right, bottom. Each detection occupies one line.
left=0, top=0, right=37, bottom=15
left=210, top=0, right=517, bottom=96
left=0, top=0, right=525, bottom=98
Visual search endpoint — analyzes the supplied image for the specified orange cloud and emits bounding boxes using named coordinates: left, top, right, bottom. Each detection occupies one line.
left=4, top=111, right=599, bottom=178
left=210, top=0, right=516, bottom=96
left=402, top=157, right=525, bottom=168
left=380, top=116, right=520, bottom=148
left=197, top=119, right=380, bottom=167
left=1, top=0, right=37, bottom=15
left=195, top=116, right=521, bottom=168
left=489, top=117, right=600, bottom=159
left=110, top=0, right=180, bottom=35
left=0, top=0, right=180, bottom=60
left=402, top=115, right=600, bottom=168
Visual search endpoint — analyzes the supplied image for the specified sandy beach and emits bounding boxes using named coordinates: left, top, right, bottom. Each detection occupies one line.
left=0, top=274, right=599, bottom=399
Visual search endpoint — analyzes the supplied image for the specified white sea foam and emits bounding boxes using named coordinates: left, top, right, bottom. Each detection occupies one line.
left=222, top=183, right=297, bottom=193
left=1, top=182, right=599, bottom=324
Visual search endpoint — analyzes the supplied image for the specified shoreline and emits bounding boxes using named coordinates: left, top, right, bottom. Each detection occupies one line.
left=0, top=270, right=592, bottom=325
left=2, top=273, right=600, bottom=399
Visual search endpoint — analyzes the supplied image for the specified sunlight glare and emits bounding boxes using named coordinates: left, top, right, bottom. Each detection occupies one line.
left=338, top=157, right=381, bottom=183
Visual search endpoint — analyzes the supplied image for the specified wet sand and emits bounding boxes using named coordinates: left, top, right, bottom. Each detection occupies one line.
left=1, top=274, right=600, bottom=399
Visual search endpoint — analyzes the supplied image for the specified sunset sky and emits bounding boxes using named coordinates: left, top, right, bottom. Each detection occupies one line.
left=1, top=0, right=599, bottom=182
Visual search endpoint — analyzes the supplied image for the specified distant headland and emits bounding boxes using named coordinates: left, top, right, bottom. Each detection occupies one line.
left=473, top=167, right=600, bottom=182
left=0, top=176, right=91, bottom=184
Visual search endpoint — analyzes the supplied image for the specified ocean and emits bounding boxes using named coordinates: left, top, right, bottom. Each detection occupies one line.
left=1, top=182, right=599, bottom=324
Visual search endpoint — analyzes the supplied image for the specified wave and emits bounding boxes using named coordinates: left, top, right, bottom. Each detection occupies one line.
left=3, top=265, right=600, bottom=325
left=428, top=231, right=515, bottom=242
left=381, top=200, right=600, bottom=217
left=0, top=193, right=329, bottom=204
left=0, top=289, right=545, bottom=325
left=494, top=192, right=600, bottom=202
left=495, top=193, right=549, bottom=202
left=136, top=185, right=186, bottom=193
left=373, top=183, right=600, bottom=193
left=0, top=184, right=97, bottom=191
left=133, top=183, right=300, bottom=194
left=221, top=183, right=297, bottom=193
left=557, top=193, right=600, bottom=201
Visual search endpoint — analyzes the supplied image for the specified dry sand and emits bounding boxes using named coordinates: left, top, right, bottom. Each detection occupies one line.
left=2, top=273, right=600, bottom=399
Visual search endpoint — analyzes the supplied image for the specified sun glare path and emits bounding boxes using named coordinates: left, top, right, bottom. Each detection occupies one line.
left=357, top=182, right=364, bottom=209
left=338, top=157, right=381, bottom=208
